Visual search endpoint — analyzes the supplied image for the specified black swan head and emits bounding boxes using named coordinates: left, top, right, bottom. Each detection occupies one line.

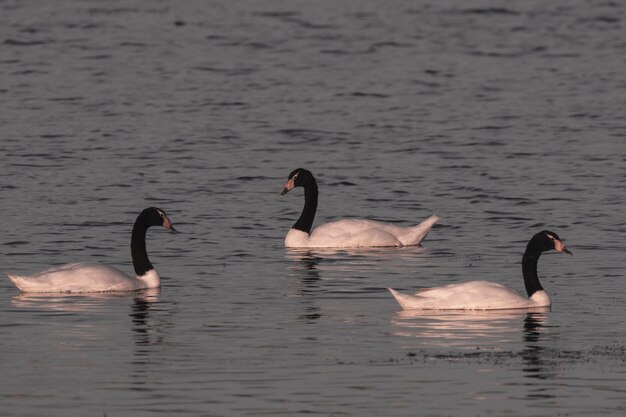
left=137, top=207, right=177, bottom=232
left=527, top=230, right=572, bottom=255
left=281, top=168, right=314, bottom=196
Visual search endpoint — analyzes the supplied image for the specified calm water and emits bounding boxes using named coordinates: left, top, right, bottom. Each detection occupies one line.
left=1, top=0, right=626, bottom=416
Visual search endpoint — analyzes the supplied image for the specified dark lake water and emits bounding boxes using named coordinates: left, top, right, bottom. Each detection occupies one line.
left=1, top=0, right=625, bottom=416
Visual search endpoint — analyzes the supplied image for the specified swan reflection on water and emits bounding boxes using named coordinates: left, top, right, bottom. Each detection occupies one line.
left=285, top=245, right=434, bottom=277
left=285, top=245, right=433, bottom=260
left=10, top=289, right=159, bottom=313
left=391, top=307, right=550, bottom=348
left=521, top=311, right=559, bottom=381
left=391, top=307, right=560, bottom=380
left=130, top=289, right=161, bottom=341
left=129, top=288, right=165, bottom=365
left=285, top=250, right=323, bottom=322
left=10, top=288, right=162, bottom=359
left=285, top=246, right=435, bottom=323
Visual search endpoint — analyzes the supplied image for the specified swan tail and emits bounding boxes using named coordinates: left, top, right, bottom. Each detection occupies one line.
left=398, top=214, right=440, bottom=246
left=7, top=274, right=51, bottom=293
left=388, top=288, right=415, bottom=310
left=7, top=274, right=29, bottom=292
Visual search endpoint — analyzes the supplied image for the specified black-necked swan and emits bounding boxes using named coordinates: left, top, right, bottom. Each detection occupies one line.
left=7, top=207, right=177, bottom=293
left=281, top=168, right=439, bottom=248
left=388, top=230, right=572, bottom=310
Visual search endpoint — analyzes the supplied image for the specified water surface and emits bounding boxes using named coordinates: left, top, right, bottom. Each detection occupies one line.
left=1, top=0, right=626, bottom=416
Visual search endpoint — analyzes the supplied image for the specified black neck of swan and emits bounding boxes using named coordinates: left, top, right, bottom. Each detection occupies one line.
left=293, top=176, right=318, bottom=234
left=521, top=245, right=544, bottom=297
left=131, top=216, right=153, bottom=276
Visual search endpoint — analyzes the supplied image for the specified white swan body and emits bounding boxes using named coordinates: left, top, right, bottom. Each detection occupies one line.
left=388, top=230, right=571, bottom=311
left=388, top=282, right=551, bottom=310
left=6, top=207, right=176, bottom=294
left=285, top=215, right=440, bottom=248
left=8, top=263, right=160, bottom=293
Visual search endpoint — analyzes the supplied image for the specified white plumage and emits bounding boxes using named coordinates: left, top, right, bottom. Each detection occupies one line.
left=388, top=282, right=551, bottom=310
left=8, top=263, right=160, bottom=293
left=285, top=215, right=440, bottom=248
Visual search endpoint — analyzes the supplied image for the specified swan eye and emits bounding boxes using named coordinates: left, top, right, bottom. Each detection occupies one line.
left=545, top=233, right=556, bottom=241
left=292, top=172, right=299, bottom=180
